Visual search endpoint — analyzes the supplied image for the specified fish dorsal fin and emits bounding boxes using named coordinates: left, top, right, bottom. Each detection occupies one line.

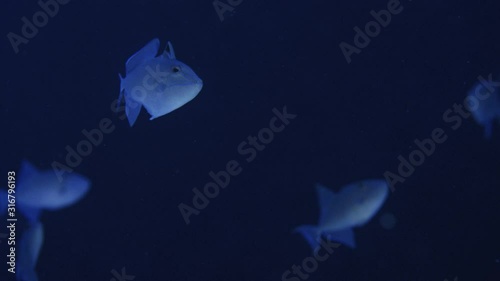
left=125, top=38, right=160, bottom=72
left=19, top=161, right=39, bottom=184
left=315, top=183, right=336, bottom=225
left=163, top=41, right=176, bottom=59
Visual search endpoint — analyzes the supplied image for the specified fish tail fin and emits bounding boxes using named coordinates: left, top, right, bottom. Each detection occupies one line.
left=293, top=225, right=321, bottom=252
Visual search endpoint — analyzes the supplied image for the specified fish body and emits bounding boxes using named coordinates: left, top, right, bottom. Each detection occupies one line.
left=1, top=160, right=90, bottom=222
left=295, top=179, right=388, bottom=251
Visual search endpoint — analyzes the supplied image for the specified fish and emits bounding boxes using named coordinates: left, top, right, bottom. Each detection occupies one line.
left=467, top=77, right=500, bottom=139
left=0, top=160, right=91, bottom=222
left=118, top=38, right=203, bottom=127
left=17, top=221, right=44, bottom=281
left=294, top=179, right=389, bottom=251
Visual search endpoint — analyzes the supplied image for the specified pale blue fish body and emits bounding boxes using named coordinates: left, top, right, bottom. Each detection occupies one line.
left=0, top=160, right=91, bottom=222
left=294, top=179, right=388, bottom=251
left=118, top=38, right=203, bottom=127
left=17, top=221, right=44, bottom=281
left=467, top=79, right=500, bottom=139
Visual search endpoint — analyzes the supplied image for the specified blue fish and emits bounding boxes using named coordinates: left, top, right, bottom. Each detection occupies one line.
left=118, top=38, right=203, bottom=126
left=0, top=161, right=90, bottom=281
left=0, top=161, right=91, bottom=222
left=294, top=179, right=388, bottom=251
left=467, top=77, right=500, bottom=139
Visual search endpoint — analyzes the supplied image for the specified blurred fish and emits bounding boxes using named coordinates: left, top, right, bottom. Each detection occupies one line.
left=17, top=221, right=44, bottom=281
left=118, top=38, right=203, bottom=127
left=467, top=77, right=500, bottom=139
left=294, top=179, right=388, bottom=251
left=0, top=160, right=91, bottom=222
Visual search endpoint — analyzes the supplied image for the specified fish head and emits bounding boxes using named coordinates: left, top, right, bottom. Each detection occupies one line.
left=335, top=179, right=389, bottom=227
left=134, top=56, right=203, bottom=119
left=467, top=78, right=500, bottom=138
left=467, top=82, right=500, bottom=124
left=351, top=179, right=388, bottom=205
left=157, top=55, right=203, bottom=97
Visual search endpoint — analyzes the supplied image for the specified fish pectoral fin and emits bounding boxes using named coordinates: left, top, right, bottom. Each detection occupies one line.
left=124, top=92, right=142, bottom=127
left=324, top=228, right=356, bottom=248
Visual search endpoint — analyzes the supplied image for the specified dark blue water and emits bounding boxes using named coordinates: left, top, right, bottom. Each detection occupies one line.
left=1, top=0, right=500, bottom=280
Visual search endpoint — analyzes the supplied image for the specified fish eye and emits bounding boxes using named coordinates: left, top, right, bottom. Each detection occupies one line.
left=172, top=66, right=181, bottom=73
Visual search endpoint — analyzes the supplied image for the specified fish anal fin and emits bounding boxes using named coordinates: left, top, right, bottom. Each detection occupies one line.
left=124, top=91, right=142, bottom=127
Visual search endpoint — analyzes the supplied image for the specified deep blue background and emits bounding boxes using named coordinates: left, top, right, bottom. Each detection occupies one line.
left=1, top=0, right=500, bottom=280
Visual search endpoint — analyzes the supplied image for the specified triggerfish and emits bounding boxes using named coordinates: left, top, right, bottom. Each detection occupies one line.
left=118, top=38, right=203, bottom=126
left=294, top=179, right=389, bottom=252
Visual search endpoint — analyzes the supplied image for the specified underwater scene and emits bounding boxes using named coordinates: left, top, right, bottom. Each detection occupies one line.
left=1, top=0, right=500, bottom=280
